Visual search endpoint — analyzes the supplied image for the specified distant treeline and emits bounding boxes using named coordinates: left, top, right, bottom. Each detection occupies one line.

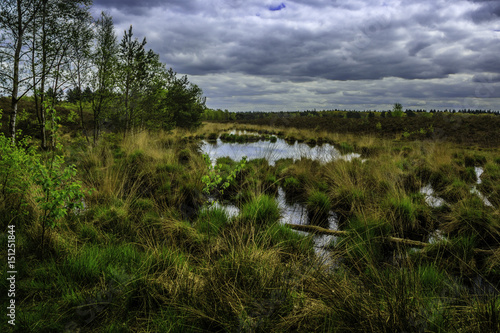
left=203, top=108, right=500, bottom=121
left=202, top=106, right=500, bottom=147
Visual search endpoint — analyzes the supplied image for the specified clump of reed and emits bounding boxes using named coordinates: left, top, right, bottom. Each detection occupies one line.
left=195, top=206, right=231, bottom=236
left=382, top=192, right=434, bottom=241
left=442, top=196, right=499, bottom=248
left=240, top=194, right=281, bottom=226
left=305, top=190, right=332, bottom=226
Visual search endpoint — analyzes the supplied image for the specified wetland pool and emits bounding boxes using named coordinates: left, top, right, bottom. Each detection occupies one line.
left=200, top=133, right=352, bottom=263
left=198, top=134, right=495, bottom=265
left=199, top=134, right=361, bottom=166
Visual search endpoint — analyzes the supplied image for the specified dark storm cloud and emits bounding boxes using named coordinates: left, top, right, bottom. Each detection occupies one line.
left=93, top=0, right=200, bottom=15
left=468, top=0, right=500, bottom=23
left=407, top=41, right=431, bottom=56
left=473, top=73, right=500, bottom=83
left=91, top=0, right=500, bottom=111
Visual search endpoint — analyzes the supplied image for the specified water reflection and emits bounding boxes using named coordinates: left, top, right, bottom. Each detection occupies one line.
left=210, top=200, right=240, bottom=219
left=419, top=167, right=493, bottom=209
left=199, top=133, right=359, bottom=265
left=420, top=184, right=446, bottom=208
left=199, top=136, right=361, bottom=166
left=471, top=167, right=493, bottom=207
left=277, top=188, right=338, bottom=261
left=206, top=187, right=338, bottom=263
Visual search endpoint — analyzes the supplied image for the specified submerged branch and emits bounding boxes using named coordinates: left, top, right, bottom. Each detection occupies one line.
left=285, top=223, right=495, bottom=254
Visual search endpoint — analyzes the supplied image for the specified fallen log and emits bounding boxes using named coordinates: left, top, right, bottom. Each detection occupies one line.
left=285, top=223, right=495, bottom=254
left=286, top=223, right=428, bottom=247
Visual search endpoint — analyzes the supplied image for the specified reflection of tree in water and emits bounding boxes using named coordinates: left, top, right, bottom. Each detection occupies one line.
left=200, top=134, right=361, bottom=166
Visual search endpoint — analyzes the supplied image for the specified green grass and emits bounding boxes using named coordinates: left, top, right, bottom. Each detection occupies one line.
left=3, top=124, right=500, bottom=332
left=240, top=194, right=281, bottom=226
left=282, top=176, right=301, bottom=194
left=306, top=190, right=332, bottom=226
left=259, top=223, right=315, bottom=256
left=195, top=206, right=230, bottom=235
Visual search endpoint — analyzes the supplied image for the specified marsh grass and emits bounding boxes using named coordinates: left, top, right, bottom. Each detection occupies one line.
left=306, top=190, right=332, bottom=226
left=443, top=196, right=500, bottom=248
left=195, top=206, right=231, bottom=236
left=4, top=124, right=500, bottom=332
left=240, top=194, right=281, bottom=226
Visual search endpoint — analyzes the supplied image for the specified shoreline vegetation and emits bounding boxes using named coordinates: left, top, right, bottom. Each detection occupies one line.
left=224, top=109, right=500, bottom=147
left=1, top=107, right=500, bottom=331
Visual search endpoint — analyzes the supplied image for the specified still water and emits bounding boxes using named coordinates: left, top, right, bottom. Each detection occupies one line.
left=200, top=135, right=361, bottom=166
left=200, top=133, right=348, bottom=262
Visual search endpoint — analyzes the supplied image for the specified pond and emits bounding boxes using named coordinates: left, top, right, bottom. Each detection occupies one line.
left=199, top=134, right=361, bottom=166
left=472, top=166, right=493, bottom=207
left=200, top=132, right=351, bottom=263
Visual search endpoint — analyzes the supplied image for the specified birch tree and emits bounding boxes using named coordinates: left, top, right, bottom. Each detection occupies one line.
left=0, top=0, right=40, bottom=143
left=90, top=12, right=118, bottom=145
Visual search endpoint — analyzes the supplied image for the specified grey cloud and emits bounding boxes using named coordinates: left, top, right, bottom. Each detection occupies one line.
left=467, top=0, right=500, bottom=23
left=472, top=73, right=500, bottom=83
left=94, top=0, right=200, bottom=15
left=311, top=88, right=337, bottom=95
left=91, top=0, right=500, bottom=111
left=407, top=41, right=431, bottom=56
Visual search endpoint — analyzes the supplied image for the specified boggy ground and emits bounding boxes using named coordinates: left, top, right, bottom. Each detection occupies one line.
left=1, top=123, right=499, bottom=332
left=232, top=112, right=500, bottom=147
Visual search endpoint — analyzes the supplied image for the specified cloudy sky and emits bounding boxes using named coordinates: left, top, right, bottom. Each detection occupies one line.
left=92, top=0, right=500, bottom=111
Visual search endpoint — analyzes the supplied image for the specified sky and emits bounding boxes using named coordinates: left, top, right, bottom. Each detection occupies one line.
left=92, top=0, right=500, bottom=112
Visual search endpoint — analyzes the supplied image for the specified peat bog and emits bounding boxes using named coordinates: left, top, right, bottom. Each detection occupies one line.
left=1, top=115, right=500, bottom=332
